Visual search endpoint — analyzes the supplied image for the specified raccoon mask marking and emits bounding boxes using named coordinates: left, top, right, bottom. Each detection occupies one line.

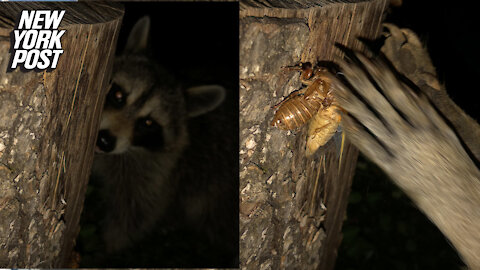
left=96, top=61, right=181, bottom=155
left=91, top=16, right=226, bottom=252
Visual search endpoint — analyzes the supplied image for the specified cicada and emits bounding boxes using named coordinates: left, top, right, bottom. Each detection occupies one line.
left=271, top=62, right=342, bottom=156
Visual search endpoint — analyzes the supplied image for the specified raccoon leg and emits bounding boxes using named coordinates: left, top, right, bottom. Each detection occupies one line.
left=332, top=52, right=480, bottom=269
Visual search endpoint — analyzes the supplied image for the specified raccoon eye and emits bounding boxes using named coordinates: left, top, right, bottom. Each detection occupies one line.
left=144, top=118, right=153, bottom=127
left=137, top=117, right=158, bottom=129
left=106, top=83, right=127, bottom=108
left=133, top=117, right=164, bottom=151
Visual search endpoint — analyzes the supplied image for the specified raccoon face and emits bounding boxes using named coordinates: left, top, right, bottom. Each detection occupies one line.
left=96, top=57, right=187, bottom=155
left=96, top=94, right=166, bottom=155
left=96, top=91, right=170, bottom=155
left=96, top=16, right=225, bottom=156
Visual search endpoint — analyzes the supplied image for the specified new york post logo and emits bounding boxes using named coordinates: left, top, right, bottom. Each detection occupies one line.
left=9, top=10, right=66, bottom=72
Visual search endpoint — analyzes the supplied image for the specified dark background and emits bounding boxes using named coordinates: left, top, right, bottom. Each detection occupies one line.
left=77, top=2, right=239, bottom=268
left=116, top=2, right=239, bottom=90
left=337, top=1, right=478, bottom=269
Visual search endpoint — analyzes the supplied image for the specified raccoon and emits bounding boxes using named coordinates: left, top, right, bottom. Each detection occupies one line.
left=91, top=16, right=226, bottom=253
left=331, top=27, right=480, bottom=269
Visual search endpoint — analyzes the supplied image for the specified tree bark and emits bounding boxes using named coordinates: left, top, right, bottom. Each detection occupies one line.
left=0, top=3, right=123, bottom=268
left=239, top=1, right=387, bottom=269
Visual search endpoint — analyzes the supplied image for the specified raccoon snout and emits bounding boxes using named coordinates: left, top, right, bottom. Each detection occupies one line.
left=97, top=129, right=116, bottom=153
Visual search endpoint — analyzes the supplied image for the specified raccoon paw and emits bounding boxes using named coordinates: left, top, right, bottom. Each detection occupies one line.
left=381, top=23, right=442, bottom=92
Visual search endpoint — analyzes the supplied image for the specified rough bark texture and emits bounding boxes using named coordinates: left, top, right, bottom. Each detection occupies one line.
left=239, top=1, right=388, bottom=269
left=0, top=3, right=123, bottom=268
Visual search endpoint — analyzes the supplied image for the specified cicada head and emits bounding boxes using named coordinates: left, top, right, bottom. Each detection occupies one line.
left=300, top=62, right=314, bottom=80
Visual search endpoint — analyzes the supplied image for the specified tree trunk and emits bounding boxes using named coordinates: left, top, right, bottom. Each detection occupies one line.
left=239, top=1, right=387, bottom=269
left=0, top=3, right=123, bottom=268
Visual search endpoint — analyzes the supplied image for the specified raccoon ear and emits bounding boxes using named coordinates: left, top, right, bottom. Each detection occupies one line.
left=186, top=85, right=226, bottom=118
left=124, top=16, right=150, bottom=54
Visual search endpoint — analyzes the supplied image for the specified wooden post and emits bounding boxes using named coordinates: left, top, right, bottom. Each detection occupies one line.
left=239, top=1, right=387, bottom=269
left=0, top=3, right=123, bottom=267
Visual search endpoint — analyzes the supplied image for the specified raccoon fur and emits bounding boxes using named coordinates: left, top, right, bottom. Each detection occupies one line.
left=332, top=25, right=480, bottom=269
left=91, top=16, right=226, bottom=253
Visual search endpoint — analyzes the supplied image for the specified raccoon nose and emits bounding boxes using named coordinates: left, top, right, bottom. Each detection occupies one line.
left=97, top=129, right=116, bottom=153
